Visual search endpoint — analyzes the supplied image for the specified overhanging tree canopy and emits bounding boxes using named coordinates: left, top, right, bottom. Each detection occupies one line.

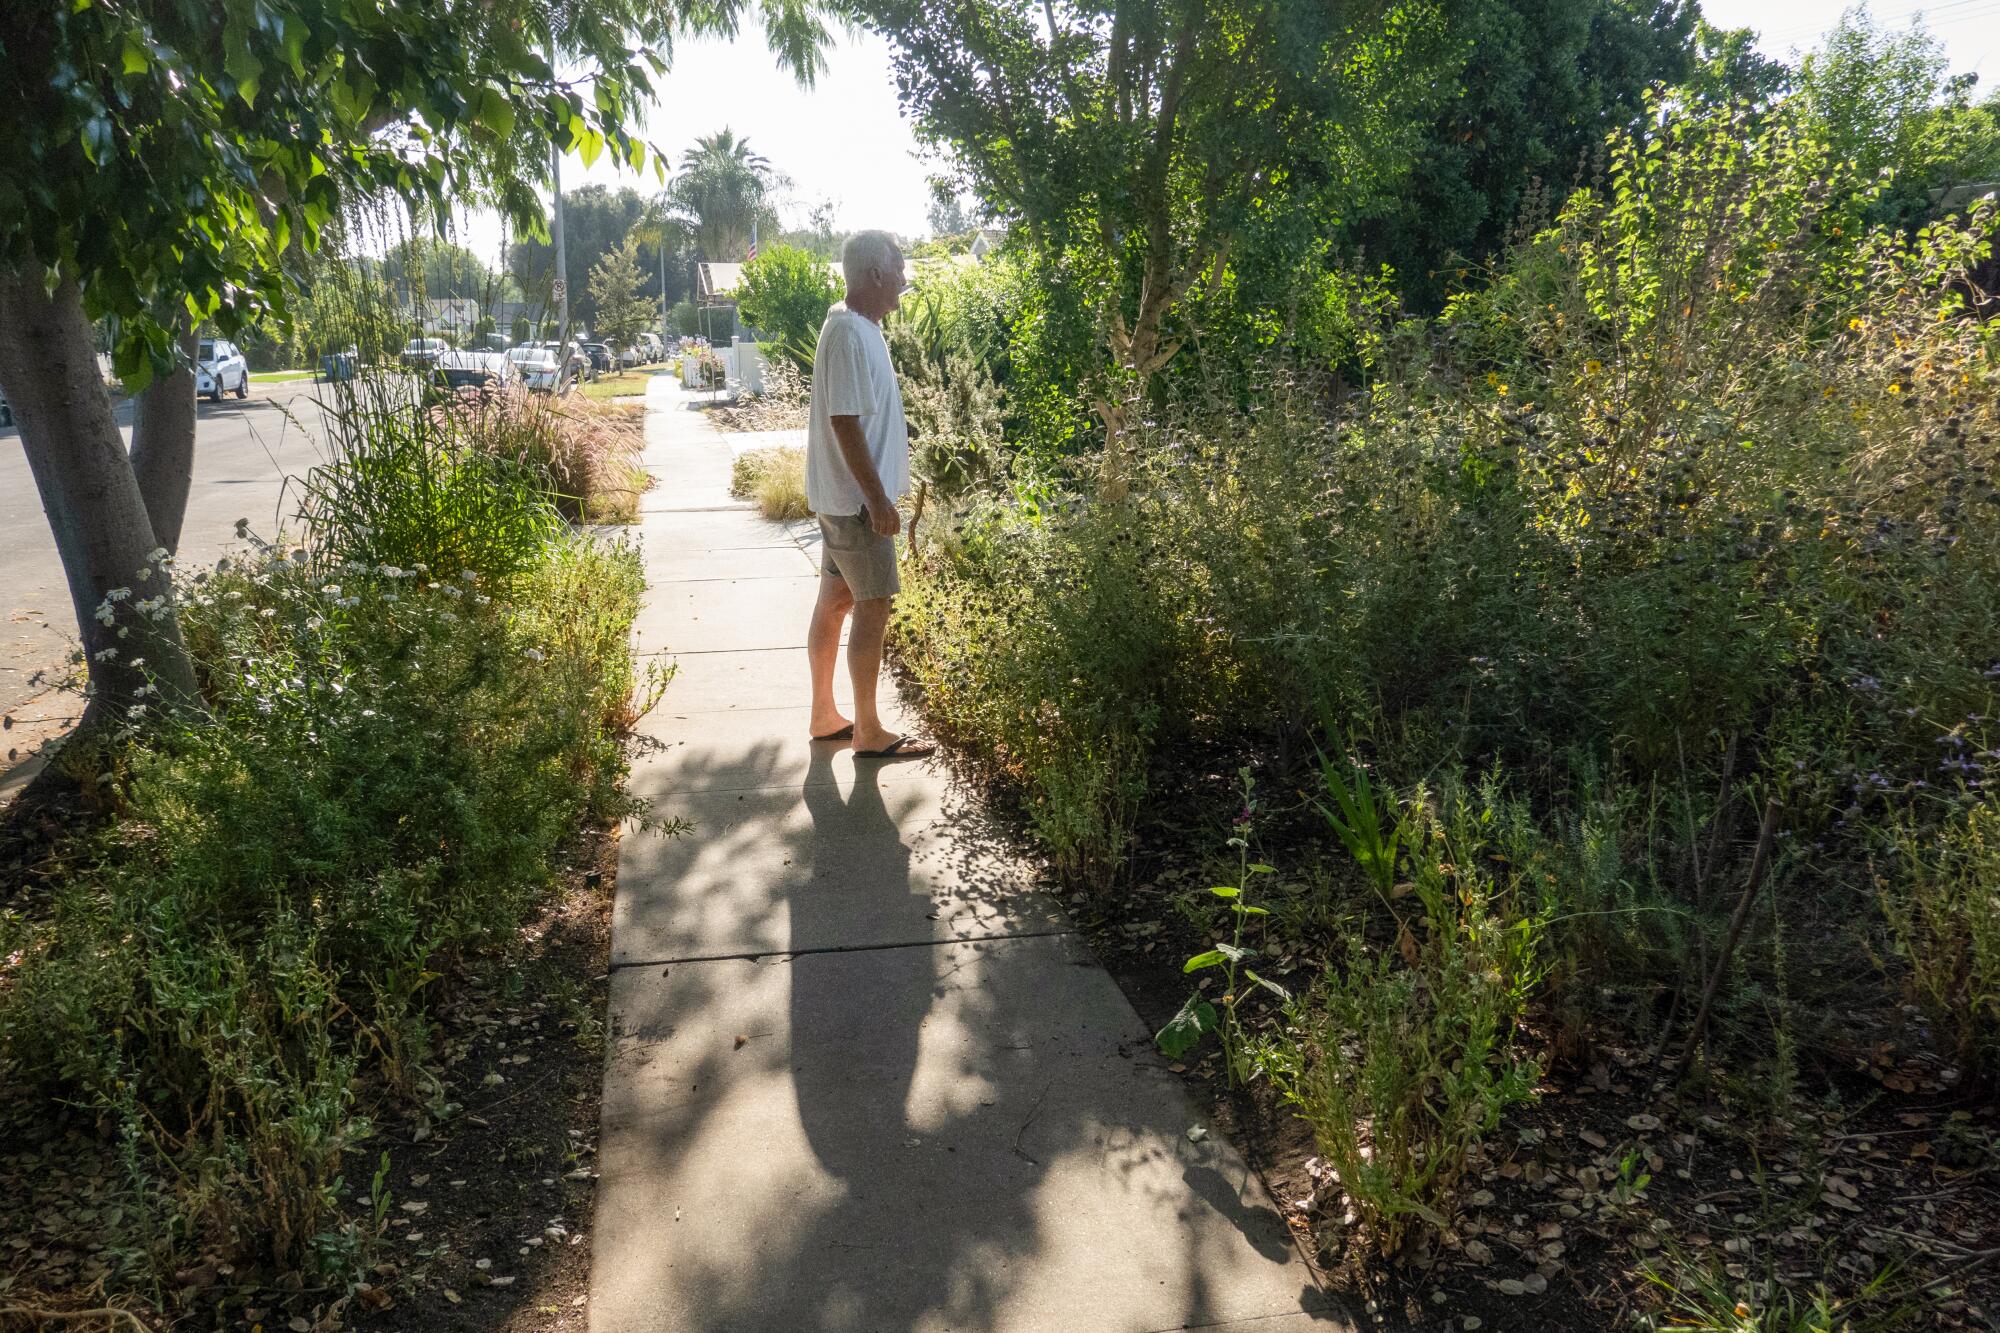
left=853, top=0, right=1465, bottom=486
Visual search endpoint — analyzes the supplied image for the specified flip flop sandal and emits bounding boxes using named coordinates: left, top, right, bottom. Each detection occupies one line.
left=810, top=724, right=854, bottom=742
left=854, top=736, right=936, bottom=760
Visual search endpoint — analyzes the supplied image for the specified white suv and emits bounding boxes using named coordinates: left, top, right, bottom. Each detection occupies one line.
left=197, top=339, right=250, bottom=401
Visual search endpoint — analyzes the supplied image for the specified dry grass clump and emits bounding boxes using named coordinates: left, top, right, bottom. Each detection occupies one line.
left=707, top=354, right=810, bottom=432
left=729, top=446, right=811, bottom=520
left=449, top=388, right=652, bottom=523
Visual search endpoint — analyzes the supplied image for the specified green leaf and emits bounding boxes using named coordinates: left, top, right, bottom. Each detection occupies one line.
left=1155, top=994, right=1217, bottom=1059
left=1182, top=949, right=1227, bottom=973
left=1243, top=969, right=1291, bottom=1002
left=224, top=22, right=263, bottom=106
left=1209, top=885, right=1239, bottom=899
left=120, top=37, right=149, bottom=75
left=475, top=86, right=515, bottom=141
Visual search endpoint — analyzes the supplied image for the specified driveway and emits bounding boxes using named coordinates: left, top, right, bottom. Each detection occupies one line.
left=2, top=377, right=332, bottom=795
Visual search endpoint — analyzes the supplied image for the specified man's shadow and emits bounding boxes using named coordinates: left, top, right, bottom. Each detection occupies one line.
left=791, top=745, right=930, bottom=1181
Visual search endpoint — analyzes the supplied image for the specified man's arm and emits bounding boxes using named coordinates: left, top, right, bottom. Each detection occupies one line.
left=831, top=414, right=900, bottom=537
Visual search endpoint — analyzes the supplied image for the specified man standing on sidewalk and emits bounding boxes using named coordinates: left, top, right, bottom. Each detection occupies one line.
left=804, top=230, right=932, bottom=760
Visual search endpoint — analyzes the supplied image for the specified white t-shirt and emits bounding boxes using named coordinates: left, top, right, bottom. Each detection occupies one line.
left=806, top=303, right=909, bottom=516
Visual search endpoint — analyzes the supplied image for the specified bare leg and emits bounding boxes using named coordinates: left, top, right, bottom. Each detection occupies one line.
left=808, top=572, right=854, bottom=737
left=848, top=595, right=898, bottom=752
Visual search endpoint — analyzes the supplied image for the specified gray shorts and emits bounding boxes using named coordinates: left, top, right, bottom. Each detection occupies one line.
left=818, top=507, right=900, bottom=600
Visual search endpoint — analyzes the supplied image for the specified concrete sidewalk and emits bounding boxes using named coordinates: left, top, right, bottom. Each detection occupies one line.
left=590, top=379, right=1340, bottom=1332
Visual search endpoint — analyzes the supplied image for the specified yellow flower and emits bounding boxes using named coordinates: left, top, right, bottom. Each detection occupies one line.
left=1887, top=383, right=1902, bottom=394
left=1584, top=359, right=1603, bottom=375
left=1849, top=318, right=1865, bottom=331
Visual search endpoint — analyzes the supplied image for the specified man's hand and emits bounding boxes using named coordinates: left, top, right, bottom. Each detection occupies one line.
left=866, top=498, right=901, bottom=538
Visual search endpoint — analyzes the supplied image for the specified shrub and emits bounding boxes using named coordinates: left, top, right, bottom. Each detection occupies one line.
left=736, top=244, right=840, bottom=367
left=729, top=445, right=811, bottom=520
left=0, top=533, right=649, bottom=1283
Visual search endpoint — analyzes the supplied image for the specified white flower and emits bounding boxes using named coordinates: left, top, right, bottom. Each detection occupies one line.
left=92, top=647, right=118, bottom=662
left=260, top=608, right=277, bottom=618
left=382, top=592, right=399, bottom=603
left=146, top=547, right=169, bottom=564
left=305, top=616, right=325, bottom=630
left=322, top=584, right=343, bottom=597
left=361, top=708, right=377, bottom=718
left=126, top=703, right=148, bottom=719
left=135, top=566, right=152, bottom=581
left=105, top=587, right=132, bottom=602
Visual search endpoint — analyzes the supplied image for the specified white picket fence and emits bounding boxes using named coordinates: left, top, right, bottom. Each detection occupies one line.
left=679, top=337, right=766, bottom=397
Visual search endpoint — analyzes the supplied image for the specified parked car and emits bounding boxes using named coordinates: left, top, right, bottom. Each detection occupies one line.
left=196, top=338, right=251, bottom=401
left=582, top=342, right=615, bottom=374
left=480, top=333, right=513, bottom=352
left=636, top=332, right=664, bottom=363
left=615, top=341, right=643, bottom=369
left=435, top=350, right=516, bottom=394
left=399, top=336, right=451, bottom=369
left=506, top=345, right=572, bottom=394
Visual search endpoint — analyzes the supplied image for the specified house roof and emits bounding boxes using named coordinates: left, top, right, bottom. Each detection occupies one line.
left=699, top=258, right=846, bottom=302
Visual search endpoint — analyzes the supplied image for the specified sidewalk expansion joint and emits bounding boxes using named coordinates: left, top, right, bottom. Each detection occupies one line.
left=607, top=925, right=1076, bottom=972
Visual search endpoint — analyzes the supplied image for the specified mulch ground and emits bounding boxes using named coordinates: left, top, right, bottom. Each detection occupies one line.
left=0, top=812, right=618, bottom=1333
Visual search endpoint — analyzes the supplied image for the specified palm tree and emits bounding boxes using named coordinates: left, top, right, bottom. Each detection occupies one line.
left=667, top=126, right=788, bottom=261
left=681, top=129, right=772, bottom=179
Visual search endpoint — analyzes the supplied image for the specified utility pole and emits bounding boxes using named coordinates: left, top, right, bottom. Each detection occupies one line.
left=551, top=140, right=571, bottom=338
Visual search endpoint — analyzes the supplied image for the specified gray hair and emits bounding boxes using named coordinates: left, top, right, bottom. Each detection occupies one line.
left=841, top=230, right=901, bottom=288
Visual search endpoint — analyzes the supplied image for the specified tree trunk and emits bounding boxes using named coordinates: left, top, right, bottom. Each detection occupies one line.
left=0, top=267, right=201, bottom=736
left=129, top=319, right=200, bottom=554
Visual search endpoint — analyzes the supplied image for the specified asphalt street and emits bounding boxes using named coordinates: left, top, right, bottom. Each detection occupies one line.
left=2, top=377, right=331, bottom=785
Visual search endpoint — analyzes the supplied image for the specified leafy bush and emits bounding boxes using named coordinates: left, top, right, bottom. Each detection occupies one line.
left=729, top=445, right=811, bottom=520
left=736, top=244, right=840, bottom=367
left=0, top=535, right=648, bottom=1283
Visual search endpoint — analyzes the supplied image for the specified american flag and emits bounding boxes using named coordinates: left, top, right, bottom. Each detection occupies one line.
left=747, top=222, right=757, bottom=263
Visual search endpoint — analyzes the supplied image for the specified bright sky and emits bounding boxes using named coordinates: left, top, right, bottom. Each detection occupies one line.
left=1700, top=0, right=1995, bottom=78
left=452, top=2, right=1997, bottom=264
left=452, top=22, right=937, bottom=265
